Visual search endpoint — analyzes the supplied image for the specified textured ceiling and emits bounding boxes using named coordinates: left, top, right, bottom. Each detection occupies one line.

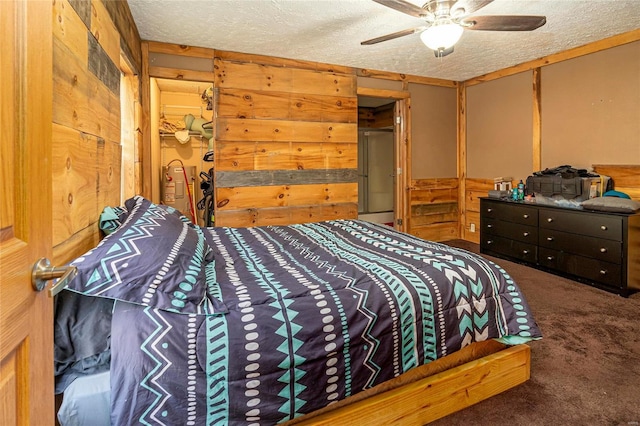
left=128, top=0, right=640, bottom=82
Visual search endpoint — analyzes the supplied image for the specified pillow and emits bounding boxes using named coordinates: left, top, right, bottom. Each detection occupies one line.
left=98, top=206, right=128, bottom=235
left=581, top=196, right=640, bottom=213
left=68, top=196, right=224, bottom=314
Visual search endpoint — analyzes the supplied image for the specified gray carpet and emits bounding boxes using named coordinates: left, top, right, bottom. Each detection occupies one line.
left=429, top=240, right=640, bottom=426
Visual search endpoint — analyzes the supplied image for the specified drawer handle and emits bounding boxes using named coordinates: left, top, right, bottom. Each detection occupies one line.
left=547, top=218, right=553, bottom=223
left=523, top=214, right=529, bottom=219
left=487, top=224, right=493, bottom=228
left=487, top=240, right=493, bottom=245
left=487, top=208, right=493, bottom=212
left=522, top=249, right=530, bottom=255
left=600, top=225, right=608, bottom=231
left=600, top=247, right=607, bottom=253
left=523, top=232, right=529, bottom=237
left=546, top=256, right=554, bottom=261
left=600, top=270, right=607, bottom=275
left=546, top=236, right=554, bottom=241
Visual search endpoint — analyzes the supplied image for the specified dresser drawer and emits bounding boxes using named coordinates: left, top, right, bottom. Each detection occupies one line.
left=483, top=218, right=538, bottom=244
left=481, top=200, right=538, bottom=226
left=539, top=208, right=622, bottom=241
left=538, top=228, right=622, bottom=264
left=539, top=247, right=622, bottom=288
left=481, top=235, right=537, bottom=263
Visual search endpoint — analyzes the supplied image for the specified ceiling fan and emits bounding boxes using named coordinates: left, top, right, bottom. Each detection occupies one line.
left=362, top=0, right=546, bottom=57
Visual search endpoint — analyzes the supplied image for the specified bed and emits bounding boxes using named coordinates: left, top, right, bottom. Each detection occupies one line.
left=55, top=195, right=541, bottom=425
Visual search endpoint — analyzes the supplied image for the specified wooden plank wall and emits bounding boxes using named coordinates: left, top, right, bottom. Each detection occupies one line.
left=408, top=178, right=459, bottom=242
left=593, top=165, right=640, bottom=201
left=213, top=53, right=359, bottom=226
left=462, top=178, right=494, bottom=244
left=51, top=0, right=140, bottom=263
left=358, top=103, right=395, bottom=128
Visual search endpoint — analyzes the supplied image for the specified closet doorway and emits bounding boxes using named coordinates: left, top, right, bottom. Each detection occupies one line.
left=150, top=77, right=213, bottom=225
left=357, top=95, right=407, bottom=229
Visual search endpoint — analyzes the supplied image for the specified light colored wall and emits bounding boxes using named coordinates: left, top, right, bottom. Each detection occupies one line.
left=409, top=83, right=458, bottom=178
left=357, top=76, right=403, bottom=91
left=541, top=41, right=640, bottom=170
left=466, top=71, right=533, bottom=181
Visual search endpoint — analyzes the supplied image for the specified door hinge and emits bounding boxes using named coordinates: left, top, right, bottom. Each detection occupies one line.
left=396, top=218, right=403, bottom=226
left=396, top=116, right=401, bottom=125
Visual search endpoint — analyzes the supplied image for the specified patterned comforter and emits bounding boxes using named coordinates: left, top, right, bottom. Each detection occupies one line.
left=67, top=197, right=541, bottom=425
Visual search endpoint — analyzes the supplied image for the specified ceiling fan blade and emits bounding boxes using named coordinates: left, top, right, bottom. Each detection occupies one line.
left=462, top=15, right=547, bottom=31
left=371, top=0, right=427, bottom=18
left=361, top=26, right=428, bottom=45
left=451, top=0, right=494, bottom=17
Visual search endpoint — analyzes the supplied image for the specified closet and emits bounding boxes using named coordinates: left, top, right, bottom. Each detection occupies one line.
left=150, top=78, right=214, bottom=226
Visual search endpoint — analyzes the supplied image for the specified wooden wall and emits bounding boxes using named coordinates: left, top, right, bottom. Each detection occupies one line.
left=212, top=52, right=359, bottom=226
left=462, top=178, right=494, bottom=245
left=51, top=0, right=140, bottom=263
left=140, top=44, right=462, bottom=233
left=409, top=178, right=459, bottom=242
left=359, top=103, right=394, bottom=128
left=593, top=165, right=640, bottom=201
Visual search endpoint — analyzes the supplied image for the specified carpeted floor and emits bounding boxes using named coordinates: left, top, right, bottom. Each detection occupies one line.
left=429, top=240, right=640, bottom=426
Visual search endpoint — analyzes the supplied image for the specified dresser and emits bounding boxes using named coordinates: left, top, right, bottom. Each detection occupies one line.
left=480, top=197, right=640, bottom=296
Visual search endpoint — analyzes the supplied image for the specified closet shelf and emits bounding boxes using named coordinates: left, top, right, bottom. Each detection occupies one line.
left=159, top=131, right=204, bottom=137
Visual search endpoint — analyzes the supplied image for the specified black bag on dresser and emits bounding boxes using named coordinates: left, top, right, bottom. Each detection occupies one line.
left=525, top=165, right=611, bottom=201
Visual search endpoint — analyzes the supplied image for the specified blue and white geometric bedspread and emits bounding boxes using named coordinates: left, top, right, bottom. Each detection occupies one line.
left=108, top=220, right=541, bottom=425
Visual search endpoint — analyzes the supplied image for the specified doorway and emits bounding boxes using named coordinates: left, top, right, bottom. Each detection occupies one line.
left=149, top=77, right=214, bottom=226
left=357, top=96, right=397, bottom=227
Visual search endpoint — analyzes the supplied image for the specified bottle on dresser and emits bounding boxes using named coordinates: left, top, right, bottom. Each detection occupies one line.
left=517, top=180, right=525, bottom=201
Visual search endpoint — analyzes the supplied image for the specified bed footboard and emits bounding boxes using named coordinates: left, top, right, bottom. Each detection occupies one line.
left=293, top=343, right=531, bottom=425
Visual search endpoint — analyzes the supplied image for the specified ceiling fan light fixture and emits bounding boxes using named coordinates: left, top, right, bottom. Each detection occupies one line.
left=420, top=21, right=463, bottom=51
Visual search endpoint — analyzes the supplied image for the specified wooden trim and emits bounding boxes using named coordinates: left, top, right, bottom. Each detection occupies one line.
left=396, top=98, right=410, bottom=233
left=147, top=40, right=215, bottom=59
left=357, top=87, right=409, bottom=99
left=532, top=68, right=542, bottom=172
left=293, top=344, right=531, bottom=425
left=465, top=28, right=640, bottom=86
left=148, top=65, right=215, bottom=83
left=215, top=49, right=353, bottom=74
left=356, top=68, right=458, bottom=88
left=140, top=41, right=152, bottom=199
left=355, top=86, right=410, bottom=232
left=457, top=83, right=467, bottom=240
left=215, top=49, right=458, bottom=87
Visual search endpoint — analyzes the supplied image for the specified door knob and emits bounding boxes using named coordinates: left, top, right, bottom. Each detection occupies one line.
left=31, top=258, right=78, bottom=297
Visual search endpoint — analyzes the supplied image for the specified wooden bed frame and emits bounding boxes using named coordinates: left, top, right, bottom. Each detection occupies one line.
left=288, top=341, right=531, bottom=425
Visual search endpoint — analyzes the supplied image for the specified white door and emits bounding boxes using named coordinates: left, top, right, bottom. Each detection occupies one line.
left=0, top=1, right=55, bottom=424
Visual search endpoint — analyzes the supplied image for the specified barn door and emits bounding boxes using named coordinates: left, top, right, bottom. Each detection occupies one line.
left=0, top=1, right=54, bottom=424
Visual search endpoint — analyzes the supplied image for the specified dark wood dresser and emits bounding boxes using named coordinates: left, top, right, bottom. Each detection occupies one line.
left=480, top=197, right=640, bottom=296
